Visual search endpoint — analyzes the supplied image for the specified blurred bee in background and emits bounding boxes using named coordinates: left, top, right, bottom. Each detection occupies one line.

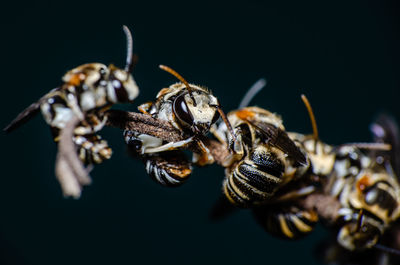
left=4, top=26, right=139, bottom=165
left=124, top=65, right=234, bottom=186
left=314, top=113, right=400, bottom=265
left=323, top=113, right=400, bottom=253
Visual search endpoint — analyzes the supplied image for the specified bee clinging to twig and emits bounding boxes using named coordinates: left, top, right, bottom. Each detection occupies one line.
left=4, top=25, right=139, bottom=165
left=124, top=65, right=234, bottom=186
left=211, top=79, right=309, bottom=207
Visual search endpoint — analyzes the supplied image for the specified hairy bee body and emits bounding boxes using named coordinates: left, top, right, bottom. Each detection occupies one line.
left=223, top=144, right=287, bottom=206
left=217, top=107, right=309, bottom=207
left=124, top=67, right=225, bottom=187
left=4, top=26, right=139, bottom=167
left=327, top=145, right=400, bottom=250
left=37, top=63, right=137, bottom=165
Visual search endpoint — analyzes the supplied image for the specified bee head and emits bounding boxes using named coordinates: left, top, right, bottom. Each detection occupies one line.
left=62, top=26, right=139, bottom=106
left=172, top=85, right=220, bottom=135
left=106, top=64, right=139, bottom=103
left=337, top=216, right=382, bottom=250
left=158, top=65, right=221, bottom=135
left=106, top=25, right=139, bottom=103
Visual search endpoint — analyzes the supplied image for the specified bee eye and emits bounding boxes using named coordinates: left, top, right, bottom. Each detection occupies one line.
left=173, top=94, right=193, bottom=126
left=112, top=79, right=129, bottom=102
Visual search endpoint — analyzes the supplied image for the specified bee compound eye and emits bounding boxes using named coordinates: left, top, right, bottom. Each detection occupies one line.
left=112, top=79, right=129, bottom=102
left=173, top=94, right=193, bottom=126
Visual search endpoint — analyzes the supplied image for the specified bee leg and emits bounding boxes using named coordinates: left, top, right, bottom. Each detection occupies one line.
left=143, top=137, right=194, bottom=154
left=144, top=151, right=192, bottom=187
left=74, top=134, right=112, bottom=165
left=253, top=204, right=318, bottom=239
left=192, top=139, right=214, bottom=166
left=273, top=185, right=316, bottom=202
left=138, top=102, right=153, bottom=115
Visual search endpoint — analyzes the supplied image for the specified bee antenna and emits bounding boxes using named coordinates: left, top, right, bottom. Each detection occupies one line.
left=337, top=143, right=392, bottom=151
left=159, top=65, right=196, bottom=106
left=215, top=106, right=236, bottom=142
left=122, top=25, right=134, bottom=73
left=238, top=78, right=267, bottom=109
left=301, top=95, right=319, bottom=141
left=301, top=94, right=320, bottom=152
left=374, top=244, right=400, bottom=256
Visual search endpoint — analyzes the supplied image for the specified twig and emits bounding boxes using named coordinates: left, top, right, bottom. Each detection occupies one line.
left=105, top=109, right=230, bottom=165
left=299, top=193, right=342, bottom=222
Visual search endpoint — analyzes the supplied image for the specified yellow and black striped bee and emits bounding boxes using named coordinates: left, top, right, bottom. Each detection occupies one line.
left=214, top=106, right=309, bottom=207
left=209, top=84, right=318, bottom=239
left=124, top=65, right=233, bottom=186
left=4, top=26, right=139, bottom=165
left=249, top=96, right=332, bottom=240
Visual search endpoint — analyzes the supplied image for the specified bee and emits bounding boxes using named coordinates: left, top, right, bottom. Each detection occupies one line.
left=4, top=26, right=139, bottom=165
left=297, top=105, right=400, bottom=252
left=124, top=65, right=234, bottom=186
left=215, top=105, right=309, bottom=207
left=327, top=143, right=400, bottom=251
left=212, top=93, right=330, bottom=239
left=249, top=95, right=331, bottom=239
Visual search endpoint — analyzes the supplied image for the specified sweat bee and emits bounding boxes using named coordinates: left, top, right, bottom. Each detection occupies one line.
left=212, top=80, right=309, bottom=208
left=4, top=26, right=139, bottom=165
left=324, top=114, right=400, bottom=251
left=124, top=65, right=233, bottom=186
left=248, top=95, right=327, bottom=239
left=290, top=98, right=400, bottom=253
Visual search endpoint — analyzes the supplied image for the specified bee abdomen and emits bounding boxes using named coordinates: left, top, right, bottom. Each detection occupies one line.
left=253, top=205, right=318, bottom=239
left=223, top=149, right=285, bottom=207
left=74, top=134, right=112, bottom=165
left=144, top=152, right=192, bottom=187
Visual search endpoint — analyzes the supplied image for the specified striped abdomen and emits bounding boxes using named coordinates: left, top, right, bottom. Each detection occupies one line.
left=223, top=145, right=285, bottom=207
left=74, top=134, right=112, bottom=164
left=145, top=151, right=192, bottom=187
left=253, top=204, right=318, bottom=239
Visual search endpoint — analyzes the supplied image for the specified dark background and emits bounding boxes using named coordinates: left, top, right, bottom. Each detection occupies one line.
left=1, top=1, right=400, bottom=264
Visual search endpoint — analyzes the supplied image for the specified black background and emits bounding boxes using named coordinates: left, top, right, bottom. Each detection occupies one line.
left=1, top=1, right=400, bottom=264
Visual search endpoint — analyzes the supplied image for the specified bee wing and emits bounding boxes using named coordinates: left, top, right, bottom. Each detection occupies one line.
left=3, top=87, right=60, bottom=133
left=247, top=120, right=307, bottom=166
left=370, top=113, right=400, bottom=177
